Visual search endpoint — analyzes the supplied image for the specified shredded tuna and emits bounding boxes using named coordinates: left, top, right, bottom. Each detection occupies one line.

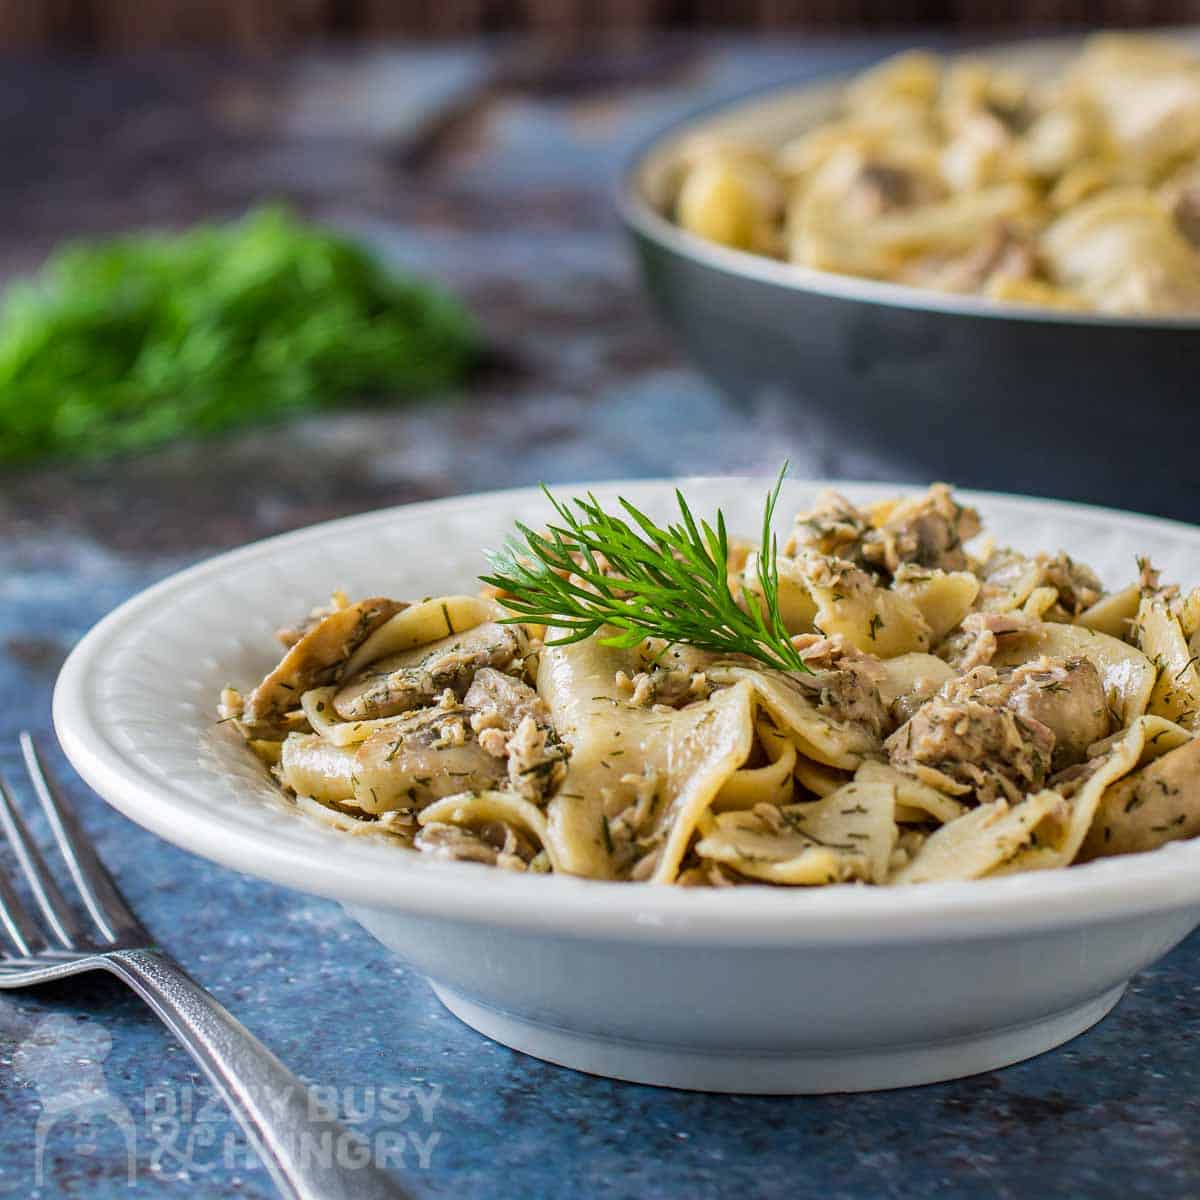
left=786, top=490, right=875, bottom=563
left=891, top=653, right=1107, bottom=797
left=616, top=670, right=656, bottom=707
left=866, top=484, right=982, bottom=576
left=465, top=668, right=548, bottom=733
left=505, top=714, right=567, bottom=802
left=939, top=610, right=1041, bottom=671
left=414, top=820, right=535, bottom=871
left=786, top=634, right=890, bottom=736
left=887, top=666, right=1056, bottom=804
left=615, top=663, right=711, bottom=708
left=1037, top=552, right=1104, bottom=616
left=789, top=484, right=980, bottom=579
left=460, top=670, right=564, bottom=801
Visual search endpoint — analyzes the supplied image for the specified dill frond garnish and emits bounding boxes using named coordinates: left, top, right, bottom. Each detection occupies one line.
left=480, top=464, right=810, bottom=674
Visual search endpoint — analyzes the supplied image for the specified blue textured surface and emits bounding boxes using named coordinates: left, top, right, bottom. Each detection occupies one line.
left=1, top=34, right=1199, bottom=1199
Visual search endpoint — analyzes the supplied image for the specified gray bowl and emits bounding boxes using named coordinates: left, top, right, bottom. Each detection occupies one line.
left=618, top=43, right=1200, bottom=523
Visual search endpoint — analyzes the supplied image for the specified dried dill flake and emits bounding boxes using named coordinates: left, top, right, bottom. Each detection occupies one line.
left=0, top=206, right=478, bottom=462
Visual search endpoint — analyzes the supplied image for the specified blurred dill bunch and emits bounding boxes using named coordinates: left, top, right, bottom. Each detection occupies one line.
left=0, top=205, right=479, bottom=463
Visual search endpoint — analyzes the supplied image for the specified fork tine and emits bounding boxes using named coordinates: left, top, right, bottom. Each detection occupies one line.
left=19, top=732, right=143, bottom=945
left=0, top=822, right=44, bottom=958
left=0, top=773, right=85, bottom=948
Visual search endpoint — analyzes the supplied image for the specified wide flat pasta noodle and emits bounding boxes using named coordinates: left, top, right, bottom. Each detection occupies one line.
left=893, top=790, right=1064, bottom=884
left=279, top=733, right=357, bottom=804
left=855, top=759, right=967, bottom=824
left=875, top=653, right=955, bottom=713
left=695, top=814, right=843, bottom=885
left=893, top=570, right=980, bottom=643
left=707, top=663, right=880, bottom=769
left=793, top=754, right=852, bottom=798
left=713, top=719, right=798, bottom=812
left=1136, top=597, right=1200, bottom=727
left=539, top=636, right=755, bottom=883
left=1077, top=585, right=1139, bottom=639
left=1078, top=734, right=1200, bottom=860
left=301, top=685, right=410, bottom=747
left=797, top=554, right=933, bottom=657
left=695, top=779, right=896, bottom=885
left=976, top=549, right=1045, bottom=613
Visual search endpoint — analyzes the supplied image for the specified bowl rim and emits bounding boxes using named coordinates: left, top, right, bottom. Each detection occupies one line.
left=616, top=30, right=1200, bottom=332
left=52, top=478, right=1200, bottom=946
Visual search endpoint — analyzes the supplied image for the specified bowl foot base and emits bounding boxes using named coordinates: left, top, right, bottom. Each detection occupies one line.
left=430, top=982, right=1126, bottom=1094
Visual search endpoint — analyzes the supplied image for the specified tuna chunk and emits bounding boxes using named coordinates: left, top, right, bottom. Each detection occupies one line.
left=781, top=633, right=891, bottom=736
left=867, top=484, right=981, bottom=576
left=463, top=668, right=566, bottom=801
left=464, top=668, right=548, bottom=736
left=886, top=666, right=1055, bottom=803
left=1037, top=553, right=1104, bottom=617
left=938, top=610, right=1040, bottom=672
left=786, top=490, right=874, bottom=564
left=1004, top=656, right=1110, bottom=769
left=887, top=653, right=1110, bottom=800
left=788, top=484, right=980, bottom=580
left=414, top=820, right=539, bottom=869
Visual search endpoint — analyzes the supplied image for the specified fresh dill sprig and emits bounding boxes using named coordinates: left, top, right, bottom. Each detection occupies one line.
left=480, top=464, right=810, bottom=674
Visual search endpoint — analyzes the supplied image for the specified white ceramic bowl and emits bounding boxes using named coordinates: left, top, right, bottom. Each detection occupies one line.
left=54, top=479, right=1200, bottom=1094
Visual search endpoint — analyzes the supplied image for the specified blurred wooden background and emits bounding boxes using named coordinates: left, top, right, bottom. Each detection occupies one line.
left=2, top=0, right=1198, bottom=46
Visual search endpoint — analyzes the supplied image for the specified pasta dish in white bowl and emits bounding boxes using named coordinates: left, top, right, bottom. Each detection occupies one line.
left=52, top=477, right=1200, bottom=1092
left=221, top=476, right=1200, bottom=890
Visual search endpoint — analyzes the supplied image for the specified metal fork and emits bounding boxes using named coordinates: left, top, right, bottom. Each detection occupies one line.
left=0, top=731, right=409, bottom=1200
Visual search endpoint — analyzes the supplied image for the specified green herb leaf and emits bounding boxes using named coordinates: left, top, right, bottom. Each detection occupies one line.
left=481, top=464, right=810, bottom=674
left=0, top=205, right=477, bottom=463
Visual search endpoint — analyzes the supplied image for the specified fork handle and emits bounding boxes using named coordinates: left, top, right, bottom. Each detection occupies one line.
left=103, top=947, right=410, bottom=1200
